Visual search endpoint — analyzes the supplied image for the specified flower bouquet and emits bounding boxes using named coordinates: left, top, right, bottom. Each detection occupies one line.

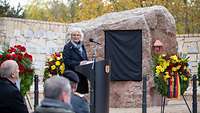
left=44, top=52, right=65, bottom=81
left=153, top=54, right=190, bottom=98
left=0, top=45, right=34, bottom=96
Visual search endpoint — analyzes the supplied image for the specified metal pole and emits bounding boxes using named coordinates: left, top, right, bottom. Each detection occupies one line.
left=142, top=75, right=147, bottom=113
left=192, top=75, right=197, bottom=113
left=90, top=44, right=97, bottom=113
left=34, top=75, right=39, bottom=110
left=89, top=69, right=95, bottom=113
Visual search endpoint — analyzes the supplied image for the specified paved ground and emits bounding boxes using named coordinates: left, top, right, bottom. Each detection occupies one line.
left=110, top=100, right=200, bottom=113
left=27, top=86, right=200, bottom=113
left=28, top=98, right=199, bottom=113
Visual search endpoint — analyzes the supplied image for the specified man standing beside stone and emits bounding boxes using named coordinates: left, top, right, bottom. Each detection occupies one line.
left=0, top=60, right=29, bottom=113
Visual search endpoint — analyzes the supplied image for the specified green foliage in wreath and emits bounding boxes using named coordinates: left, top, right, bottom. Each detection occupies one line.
left=153, top=54, right=191, bottom=98
left=154, top=76, right=168, bottom=96
left=20, top=72, right=34, bottom=96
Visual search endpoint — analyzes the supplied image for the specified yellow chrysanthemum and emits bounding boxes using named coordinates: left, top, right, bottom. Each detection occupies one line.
left=172, top=67, right=177, bottom=72
left=161, top=60, right=169, bottom=70
left=156, top=70, right=160, bottom=75
left=170, top=55, right=178, bottom=61
left=157, top=65, right=165, bottom=72
left=60, top=63, right=65, bottom=74
left=183, top=77, right=188, bottom=81
left=55, top=61, right=61, bottom=66
left=164, top=72, right=170, bottom=80
left=156, top=66, right=162, bottom=75
left=51, top=65, right=56, bottom=70
left=161, top=68, right=165, bottom=72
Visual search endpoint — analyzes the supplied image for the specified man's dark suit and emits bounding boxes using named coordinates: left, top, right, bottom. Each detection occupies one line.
left=63, top=41, right=89, bottom=94
left=0, top=78, right=29, bottom=113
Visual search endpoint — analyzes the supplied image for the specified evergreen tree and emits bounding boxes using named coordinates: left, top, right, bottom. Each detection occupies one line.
left=0, top=0, right=24, bottom=18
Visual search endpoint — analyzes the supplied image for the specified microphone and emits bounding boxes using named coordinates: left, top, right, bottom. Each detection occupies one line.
left=89, top=38, right=101, bottom=45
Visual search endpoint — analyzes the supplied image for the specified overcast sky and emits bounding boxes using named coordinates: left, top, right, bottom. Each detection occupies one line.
left=8, top=0, right=70, bottom=8
left=9, top=0, right=29, bottom=8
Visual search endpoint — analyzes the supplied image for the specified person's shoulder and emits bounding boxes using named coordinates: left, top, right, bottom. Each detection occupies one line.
left=34, top=106, right=74, bottom=113
left=64, top=41, right=73, bottom=49
left=74, top=92, right=84, bottom=98
left=72, top=92, right=88, bottom=103
left=0, top=79, right=19, bottom=94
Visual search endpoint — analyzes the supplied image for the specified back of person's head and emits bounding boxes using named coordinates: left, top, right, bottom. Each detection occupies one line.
left=0, top=60, right=19, bottom=79
left=63, top=70, right=79, bottom=92
left=63, top=70, right=79, bottom=83
left=44, top=76, right=71, bottom=103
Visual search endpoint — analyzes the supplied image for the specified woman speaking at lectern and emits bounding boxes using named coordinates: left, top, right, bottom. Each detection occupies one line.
left=63, top=27, right=89, bottom=94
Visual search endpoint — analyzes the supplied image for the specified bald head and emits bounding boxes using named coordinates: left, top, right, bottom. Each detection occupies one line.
left=0, top=60, right=19, bottom=80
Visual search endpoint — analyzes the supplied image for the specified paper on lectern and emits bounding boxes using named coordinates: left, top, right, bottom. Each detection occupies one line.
left=80, top=60, right=94, bottom=65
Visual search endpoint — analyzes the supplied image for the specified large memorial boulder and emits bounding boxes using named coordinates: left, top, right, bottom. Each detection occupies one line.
left=67, top=5, right=176, bottom=107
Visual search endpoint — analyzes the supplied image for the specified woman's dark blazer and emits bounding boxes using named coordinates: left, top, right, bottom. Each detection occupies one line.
left=63, top=41, right=89, bottom=93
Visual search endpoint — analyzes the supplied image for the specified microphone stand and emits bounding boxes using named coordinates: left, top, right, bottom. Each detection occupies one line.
left=90, top=43, right=98, bottom=113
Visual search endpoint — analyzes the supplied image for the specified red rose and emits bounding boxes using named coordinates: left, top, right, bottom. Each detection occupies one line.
left=24, top=53, right=33, bottom=62
left=14, top=45, right=22, bottom=49
left=12, top=54, right=17, bottom=59
left=14, top=45, right=19, bottom=48
left=0, top=54, right=3, bottom=59
left=29, top=55, right=33, bottom=62
left=18, top=63, right=25, bottom=73
left=16, top=54, right=23, bottom=61
left=7, top=47, right=16, bottom=53
left=6, top=54, right=12, bottom=59
left=14, top=45, right=26, bottom=52
left=20, top=46, right=26, bottom=52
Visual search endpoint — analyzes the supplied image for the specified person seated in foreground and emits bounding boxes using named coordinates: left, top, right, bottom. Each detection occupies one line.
left=34, top=76, right=74, bottom=113
left=63, top=70, right=90, bottom=113
left=0, top=60, right=29, bottom=113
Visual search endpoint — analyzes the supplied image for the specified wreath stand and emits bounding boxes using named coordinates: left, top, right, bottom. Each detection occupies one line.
left=160, top=75, right=198, bottom=113
left=25, top=94, right=33, bottom=110
left=160, top=95, right=192, bottom=113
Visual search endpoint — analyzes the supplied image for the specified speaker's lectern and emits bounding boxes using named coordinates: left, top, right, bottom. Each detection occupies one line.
left=75, top=60, right=110, bottom=113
